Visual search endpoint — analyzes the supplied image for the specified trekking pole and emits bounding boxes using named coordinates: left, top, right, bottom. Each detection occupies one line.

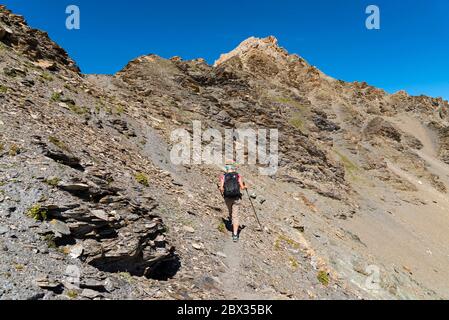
left=245, top=189, right=263, bottom=230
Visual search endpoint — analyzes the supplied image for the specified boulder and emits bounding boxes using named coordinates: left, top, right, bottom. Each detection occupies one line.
left=69, top=244, right=84, bottom=259
left=35, top=277, right=63, bottom=292
left=33, top=59, right=57, bottom=70
left=58, top=183, right=90, bottom=192
left=0, top=24, right=12, bottom=40
left=48, top=219, right=71, bottom=237
left=364, top=117, right=401, bottom=142
left=183, top=226, right=195, bottom=233
left=80, top=288, right=103, bottom=299
left=90, top=209, right=110, bottom=221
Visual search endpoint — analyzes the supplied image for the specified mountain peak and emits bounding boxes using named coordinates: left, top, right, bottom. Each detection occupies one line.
left=214, top=36, right=286, bottom=67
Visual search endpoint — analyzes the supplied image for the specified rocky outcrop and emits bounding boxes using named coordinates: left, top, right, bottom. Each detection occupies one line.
left=214, top=36, right=285, bottom=67
left=42, top=193, right=173, bottom=278
left=0, top=6, right=79, bottom=73
left=363, top=117, right=402, bottom=142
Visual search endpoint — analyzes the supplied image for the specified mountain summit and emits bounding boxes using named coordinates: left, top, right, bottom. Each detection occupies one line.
left=1, top=6, right=449, bottom=300
left=214, top=36, right=287, bottom=66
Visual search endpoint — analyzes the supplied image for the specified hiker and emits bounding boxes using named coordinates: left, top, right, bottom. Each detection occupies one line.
left=219, top=163, right=246, bottom=242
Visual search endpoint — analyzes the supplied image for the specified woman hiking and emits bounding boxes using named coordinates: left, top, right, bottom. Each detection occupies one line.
left=219, top=163, right=247, bottom=242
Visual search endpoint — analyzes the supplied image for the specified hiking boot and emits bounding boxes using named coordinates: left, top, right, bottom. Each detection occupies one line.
left=232, top=234, right=239, bottom=242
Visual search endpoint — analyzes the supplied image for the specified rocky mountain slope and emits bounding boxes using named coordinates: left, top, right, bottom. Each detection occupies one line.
left=2, top=6, right=449, bottom=299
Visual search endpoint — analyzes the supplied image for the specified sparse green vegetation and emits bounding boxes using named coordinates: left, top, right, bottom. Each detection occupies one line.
left=135, top=172, right=149, bottom=187
left=105, top=105, right=113, bottom=114
left=66, top=290, right=78, bottom=299
left=118, top=272, right=134, bottom=283
left=217, top=221, right=226, bottom=233
left=274, top=234, right=301, bottom=250
left=290, top=114, right=306, bottom=132
left=44, top=177, right=60, bottom=187
left=68, top=103, right=88, bottom=115
left=275, top=97, right=307, bottom=110
left=95, top=101, right=112, bottom=114
left=14, top=264, right=24, bottom=271
left=43, top=234, right=56, bottom=248
left=275, top=96, right=310, bottom=133
left=41, top=72, right=54, bottom=81
left=49, top=136, right=69, bottom=151
left=63, top=83, right=72, bottom=91
left=274, top=238, right=281, bottom=250
left=0, top=85, right=8, bottom=93
left=276, top=97, right=291, bottom=104
left=51, top=92, right=62, bottom=102
left=334, top=150, right=359, bottom=175
left=317, top=270, right=330, bottom=286
left=8, top=144, right=20, bottom=156
left=289, top=257, right=299, bottom=270
left=115, top=105, right=125, bottom=115
left=27, top=204, right=48, bottom=221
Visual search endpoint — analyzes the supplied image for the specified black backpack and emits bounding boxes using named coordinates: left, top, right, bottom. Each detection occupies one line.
left=223, top=172, right=241, bottom=198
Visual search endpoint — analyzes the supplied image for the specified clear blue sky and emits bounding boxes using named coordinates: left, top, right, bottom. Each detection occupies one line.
left=3, top=0, right=449, bottom=100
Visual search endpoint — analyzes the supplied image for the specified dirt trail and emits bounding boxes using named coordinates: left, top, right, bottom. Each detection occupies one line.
left=350, top=161, right=449, bottom=297
left=218, top=188, right=281, bottom=300
left=390, top=114, right=438, bottom=157
left=138, top=129, right=279, bottom=299
left=387, top=161, right=448, bottom=202
left=346, top=129, right=449, bottom=298
left=390, top=113, right=449, bottom=188
left=221, top=238, right=268, bottom=300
